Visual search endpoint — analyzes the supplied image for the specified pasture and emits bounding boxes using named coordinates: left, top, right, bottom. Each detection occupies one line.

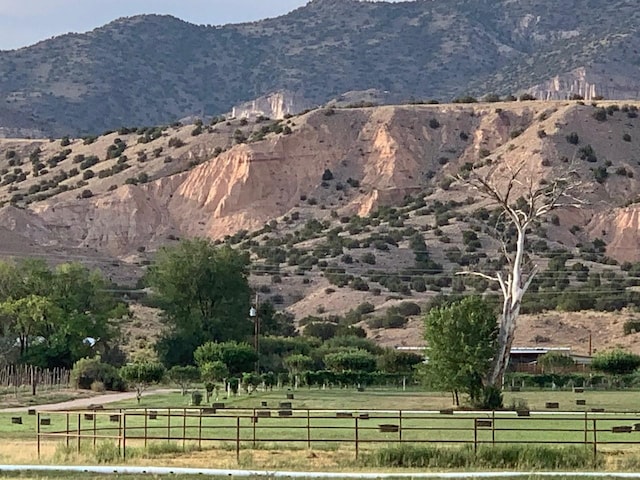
left=3, top=388, right=640, bottom=472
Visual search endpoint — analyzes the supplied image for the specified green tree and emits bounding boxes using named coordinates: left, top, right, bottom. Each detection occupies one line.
left=194, top=341, right=257, bottom=376
left=377, top=349, right=423, bottom=374
left=147, top=239, right=252, bottom=366
left=284, top=354, right=314, bottom=375
left=423, top=297, right=499, bottom=408
left=200, top=360, right=228, bottom=402
left=0, top=259, right=126, bottom=368
left=538, top=351, right=575, bottom=373
left=167, top=365, right=200, bottom=395
left=324, top=349, right=377, bottom=373
left=120, top=361, right=165, bottom=404
left=591, top=349, right=640, bottom=375
left=0, top=295, right=59, bottom=356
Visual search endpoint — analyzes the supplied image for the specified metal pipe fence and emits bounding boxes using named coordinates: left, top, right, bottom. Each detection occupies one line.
left=33, top=407, right=640, bottom=463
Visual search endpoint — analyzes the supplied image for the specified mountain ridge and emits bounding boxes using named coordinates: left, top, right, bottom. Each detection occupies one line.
left=1, top=0, right=640, bottom=136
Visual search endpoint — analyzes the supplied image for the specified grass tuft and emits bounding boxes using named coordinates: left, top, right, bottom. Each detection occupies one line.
left=361, top=443, right=600, bottom=469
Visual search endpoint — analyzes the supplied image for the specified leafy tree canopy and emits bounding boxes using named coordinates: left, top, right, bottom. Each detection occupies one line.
left=423, top=296, right=499, bottom=407
left=146, top=239, right=252, bottom=366
left=591, top=349, right=640, bottom=375
left=0, top=259, right=126, bottom=368
left=194, top=340, right=257, bottom=376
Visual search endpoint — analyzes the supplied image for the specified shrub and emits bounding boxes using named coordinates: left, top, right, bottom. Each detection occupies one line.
left=623, top=133, right=632, bottom=142
left=356, top=302, right=375, bottom=315
left=592, top=108, right=607, bottom=121
left=361, top=252, right=376, bottom=265
left=624, top=319, right=640, bottom=335
left=394, top=302, right=421, bottom=316
left=593, top=166, right=608, bottom=184
left=350, top=277, right=370, bottom=291
left=428, top=118, right=440, bottom=129
left=566, top=132, right=579, bottom=145
left=452, top=96, right=477, bottom=104
left=90, top=380, right=106, bottom=392
left=71, top=357, right=125, bottom=391
left=322, top=169, right=334, bottom=181
left=168, top=137, right=186, bottom=148
left=592, top=348, right=640, bottom=375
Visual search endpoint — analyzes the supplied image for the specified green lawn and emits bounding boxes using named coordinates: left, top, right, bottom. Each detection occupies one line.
left=103, top=387, right=640, bottom=412
left=4, top=388, right=640, bottom=463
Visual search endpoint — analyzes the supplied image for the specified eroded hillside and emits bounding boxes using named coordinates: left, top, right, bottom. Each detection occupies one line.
left=1, top=101, right=639, bottom=259
left=3, top=100, right=640, bottom=350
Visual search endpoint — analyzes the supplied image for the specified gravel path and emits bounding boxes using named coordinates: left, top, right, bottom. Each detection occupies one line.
left=0, top=388, right=177, bottom=413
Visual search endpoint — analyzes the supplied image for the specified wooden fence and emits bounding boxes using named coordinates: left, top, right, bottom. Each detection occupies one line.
left=0, top=365, right=70, bottom=394
left=30, top=406, right=640, bottom=462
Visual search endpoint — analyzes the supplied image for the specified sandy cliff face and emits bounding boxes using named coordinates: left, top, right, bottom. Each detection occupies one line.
left=586, top=207, right=640, bottom=262
left=2, top=102, right=640, bottom=260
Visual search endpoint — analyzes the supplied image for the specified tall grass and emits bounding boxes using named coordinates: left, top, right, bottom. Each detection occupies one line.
left=360, top=444, right=601, bottom=469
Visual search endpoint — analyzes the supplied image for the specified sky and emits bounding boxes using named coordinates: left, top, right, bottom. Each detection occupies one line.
left=0, top=0, right=315, bottom=51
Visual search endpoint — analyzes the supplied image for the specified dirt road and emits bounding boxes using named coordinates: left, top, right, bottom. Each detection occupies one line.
left=0, top=389, right=176, bottom=413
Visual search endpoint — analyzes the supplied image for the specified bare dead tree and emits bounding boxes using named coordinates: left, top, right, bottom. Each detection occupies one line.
left=457, top=162, right=585, bottom=387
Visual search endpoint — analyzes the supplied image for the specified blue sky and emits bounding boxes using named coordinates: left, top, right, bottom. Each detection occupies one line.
left=0, top=0, right=314, bottom=50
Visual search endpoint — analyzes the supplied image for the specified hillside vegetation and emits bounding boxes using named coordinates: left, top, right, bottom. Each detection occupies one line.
left=2, top=100, right=640, bottom=353
left=1, top=0, right=640, bottom=136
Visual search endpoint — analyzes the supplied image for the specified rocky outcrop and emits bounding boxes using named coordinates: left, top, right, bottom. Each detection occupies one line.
left=527, top=65, right=640, bottom=100
left=230, top=91, right=312, bottom=120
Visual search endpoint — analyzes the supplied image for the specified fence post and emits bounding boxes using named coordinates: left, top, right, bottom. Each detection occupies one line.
left=122, top=413, right=127, bottom=461
left=592, top=419, right=598, bottom=461
left=307, top=409, right=311, bottom=449
left=198, top=409, right=203, bottom=450
left=182, top=408, right=187, bottom=451
left=36, top=412, right=41, bottom=459
left=144, top=409, right=148, bottom=448
left=77, top=413, right=81, bottom=454
left=399, top=410, right=403, bottom=442
left=65, top=413, right=70, bottom=448
left=118, top=412, right=122, bottom=453
left=252, top=408, right=256, bottom=447
left=93, top=413, right=97, bottom=449
left=473, top=418, right=478, bottom=453
left=167, top=408, right=171, bottom=443
left=491, top=410, right=495, bottom=445
left=355, top=416, right=359, bottom=460
left=236, top=416, right=241, bottom=464
left=584, top=411, right=588, bottom=447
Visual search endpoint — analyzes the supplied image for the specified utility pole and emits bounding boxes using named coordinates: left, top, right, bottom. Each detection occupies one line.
left=250, top=293, right=260, bottom=373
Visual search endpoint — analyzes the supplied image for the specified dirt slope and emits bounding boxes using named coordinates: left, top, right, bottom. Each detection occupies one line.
left=1, top=101, right=640, bottom=264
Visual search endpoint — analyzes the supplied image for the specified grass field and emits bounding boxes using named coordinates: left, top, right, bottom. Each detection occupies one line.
left=3, top=388, right=640, bottom=471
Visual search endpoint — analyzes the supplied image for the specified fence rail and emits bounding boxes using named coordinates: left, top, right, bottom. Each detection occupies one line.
left=31, top=406, right=640, bottom=462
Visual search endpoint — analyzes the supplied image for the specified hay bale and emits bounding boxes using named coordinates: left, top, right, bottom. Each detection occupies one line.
left=379, top=424, right=399, bottom=433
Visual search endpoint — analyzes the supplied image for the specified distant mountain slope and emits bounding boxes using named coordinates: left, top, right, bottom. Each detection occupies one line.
left=2, top=99, right=640, bottom=264
left=1, top=0, right=640, bottom=136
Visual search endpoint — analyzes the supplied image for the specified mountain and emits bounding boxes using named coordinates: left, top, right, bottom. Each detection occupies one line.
left=3, top=99, right=640, bottom=350
left=2, top=99, right=640, bottom=269
left=1, top=0, right=640, bottom=136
